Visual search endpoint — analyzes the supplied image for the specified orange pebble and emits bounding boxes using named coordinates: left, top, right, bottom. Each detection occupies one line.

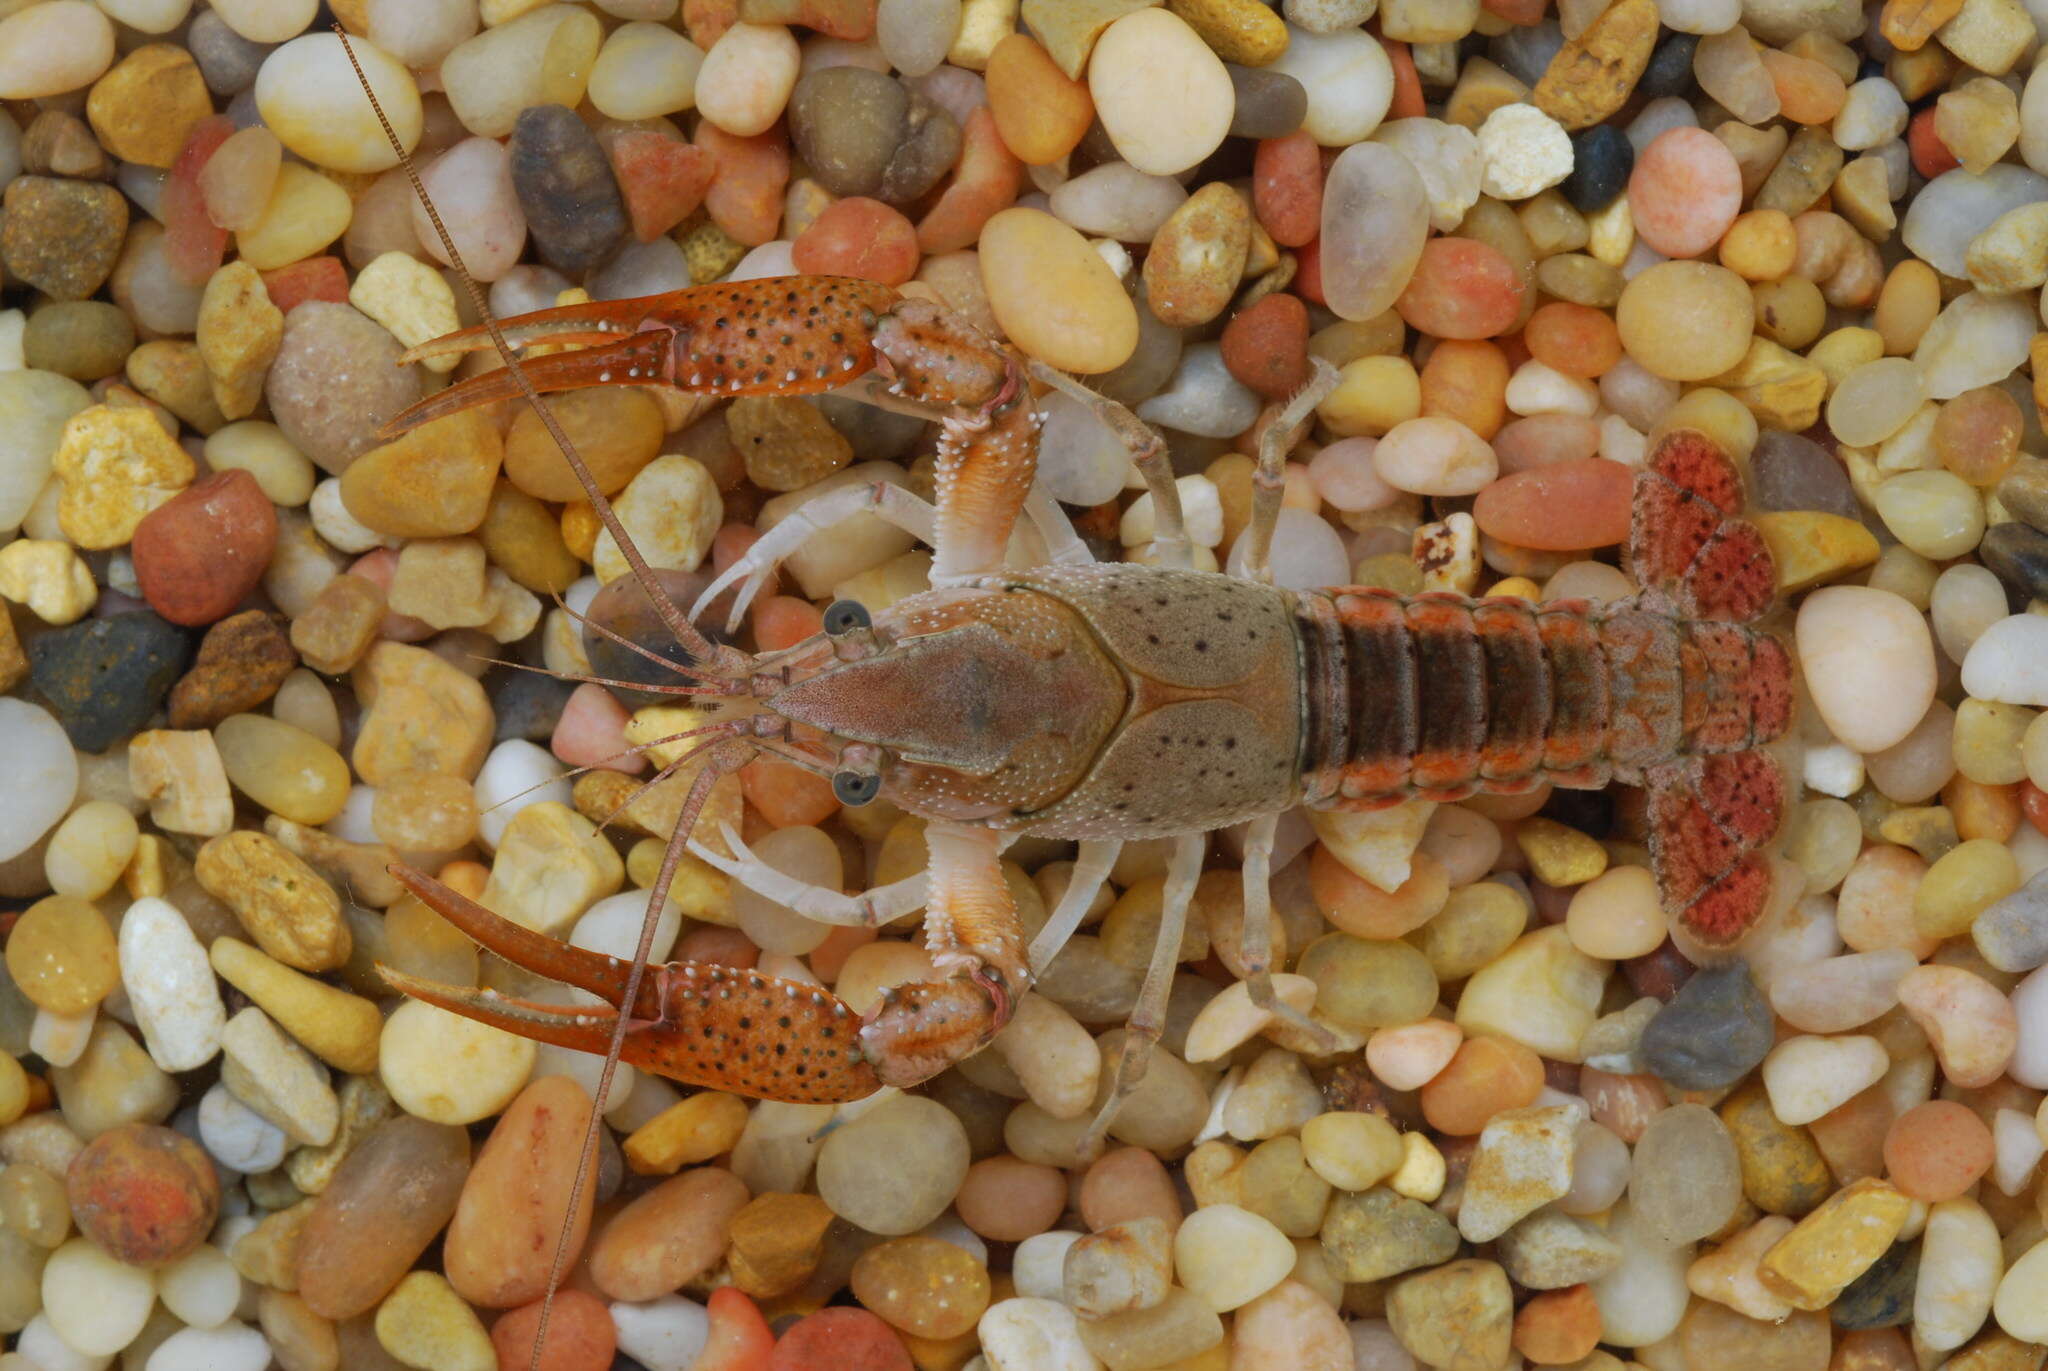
left=1420, top=1035, right=1544, bottom=1135
left=696, top=1288, right=775, bottom=1371
left=790, top=198, right=921, bottom=285
left=1079, top=1147, right=1183, bottom=1233
left=751, top=595, right=824, bottom=651
left=808, top=924, right=877, bottom=983
left=1294, top=236, right=1326, bottom=306
left=1310, top=844, right=1447, bottom=939
left=1253, top=131, right=1322, bottom=249
left=260, top=256, right=349, bottom=313
left=985, top=34, right=1093, bottom=165
left=438, top=860, right=490, bottom=901
left=490, top=1289, right=616, bottom=1371
left=956, top=1157, right=1068, bottom=1241
left=673, top=925, right=761, bottom=968
left=1882, top=1099, right=1994, bottom=1202
left=1418, top=339, right=1510, bottom=440
left=1758, top=48, right=1847, bottom=124
left=916, top=107, right=1022, bottom=255
left=1523, top=302, right=1622, bottom=378
left=2022, top=780, right=2048, bottom=837
left=1384, top=40, right=1426, bottom=119
left=740, top=758, right=839, bottom=828
left=1513, top=1285, right=1601, bottom=1366
left=1909, top=107, right=1960, bottom=178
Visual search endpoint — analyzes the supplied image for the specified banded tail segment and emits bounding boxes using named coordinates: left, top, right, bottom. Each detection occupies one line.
left=1628, top=429, right=1791, bottom=947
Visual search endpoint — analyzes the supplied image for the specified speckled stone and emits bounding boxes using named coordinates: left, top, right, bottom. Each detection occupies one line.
left=1638, top=960, right=1774, bottom=1090
left=508, top=104, right=629, bottom=276
left=0, top=177, right=130, bottom=301
left=167, top=610, right=297, bottom=730
left=29, top=613, right=192, bottom=752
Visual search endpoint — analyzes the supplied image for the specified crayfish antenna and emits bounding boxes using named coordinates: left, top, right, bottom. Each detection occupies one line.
left=337, top=32, right=762, bottom=1371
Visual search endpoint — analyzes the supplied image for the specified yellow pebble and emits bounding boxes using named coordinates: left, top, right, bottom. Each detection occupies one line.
left=0, top=539, right=97, bottom=625
left=1758, top=1177, right=1912, bottom=1310
left=210, top=937, right=383, bottom=1075
left=1719, top=209, right=1798, bottom=280
left=1586, top=195, right=1634, bottom=267
left=1515, top=817, right=1609, bottom=887
left=622, top=1091, right=751, bottom=1174
left=1390, top=1132, right=1447, bottom=1202
left=348, top=253, right=462, bottom=375
left=373, top=1271, right=494, bottom=1371
left=1318, top=355, right=1422, bottom=438
left=1751, top=511, right=1881, bottom=592
left=948, top=0, right=1019, bottom=68
left=1807, top=327, right=1886, bottom=392
left=1487, top=576, right=1541, bottom=600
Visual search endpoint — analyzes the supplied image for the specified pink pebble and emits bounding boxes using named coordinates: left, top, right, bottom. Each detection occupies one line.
left=1627, top=127, right=1742, bottom=259
left=1395, top=238, right=1524, bottom=340
left=1492, top=414, right=1602, bottom=473
left=1366, top=1018, right=1464, bottom=1090
left=551, top=683, right=644, bottom=775
left=1308, top=437, right=1397, bottom=512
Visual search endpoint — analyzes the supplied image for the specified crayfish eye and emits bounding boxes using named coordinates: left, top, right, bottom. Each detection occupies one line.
left=824, top=599, right=872, bottom=636
left=832, top=770, right=882, bottom=805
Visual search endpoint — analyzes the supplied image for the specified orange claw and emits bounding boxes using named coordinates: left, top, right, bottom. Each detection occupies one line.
left=384, top=866, right=882, bottom=1104
left=379, top=276, right=904, bottom=439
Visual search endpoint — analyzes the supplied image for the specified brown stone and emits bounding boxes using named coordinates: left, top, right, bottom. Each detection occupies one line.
left=1143, top=182, right=1251, bottom=329
left=1534, top=0, right=1659, bottom=129
left=86, top=44, right=213, bottom=169
left=65, top=1122, right=221, bottom=1268
left=131, top=469, right=279, bottom=627
left=290, top=575, right=386, bottom=677
left=726, top=1192, right=837, bottom=1298
left=21, top=111, right=110, bottom=180
left=127, top=339, right=230, bottom=435
left=0, top=176, right=129, bottom=301
left=168, top=610, right=298, bottom=729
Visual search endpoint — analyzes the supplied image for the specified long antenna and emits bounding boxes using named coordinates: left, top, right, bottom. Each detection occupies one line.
left=336, top=32, right=709, bottom=1369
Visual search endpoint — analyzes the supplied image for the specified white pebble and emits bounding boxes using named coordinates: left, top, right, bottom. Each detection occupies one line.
left=1172, top=1204, right=1295, bottom=1311
left=1835, top=77, right=1910, bottom=150
left=154, top=1245, right=242, bottom=1330
left=1134, top=344, right=1261, bottom=439
left=610, top=1295, right=710, bottom=1371
left=589, top=22, right=705, bottom=121
left=1504, top=360, right=1600, bottom=417
left=1962, top=614, right=2048, bottom=707
left=1993, top=1108, right=2044, bottom=1195
left=1802, top=742, right=1865, bottom=798
left=977, top=1297, right=1103, bottom=1371
left=0, top=698, right=78, bottom=863
left=473, top=739, right=572, bottom=850
left=1265, top=26, right=1394, bottom=146
left=1478, top=103, right=1575, bottom=201
left=695, top=22, right=800, bottom=137
left=1014, top=1231, right=1085, bottom=1300
left=31, top=1007, right=93, bottom=1069
left=17, top=1312, right=113, bottom=1371
left=198, top=1080, right=289, bottom=1174
left=1795, top=587, right=1937, bottom=752
left=143, top=1320, right=269, bottom=1371
left=1761, top=1034, right=1891, bottom=1125
left=120, top=897, right=226, bottom=1074
left=309, top=479, right=391, bottom=555
left=1119, top=475, right=1225, bottom=548
left=42, top=1239, right=155, bottom=1356
left=253, top=34, right=423, bottom=175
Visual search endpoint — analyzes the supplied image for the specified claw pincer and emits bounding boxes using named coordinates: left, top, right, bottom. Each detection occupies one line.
left=382, top=867, right=880, bottom=1104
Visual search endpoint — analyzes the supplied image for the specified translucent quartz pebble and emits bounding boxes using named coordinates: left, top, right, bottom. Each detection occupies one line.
left=1902, top=166, right=2048, bottom=279
left=1319, top=142, right=1429, bottom=322
left=1047, top=163, right=1188, bottom=242
left=1037, top=389, right=1132, bottom=506
left=0, top=699, right=77, bottom=864
left=877, top=0, right=959, bottom=76
left=1914, top=291, right=2037, bottom=399
left=1692, top=28, right=1779, bottom=126
left=1828, top=358, right=1925, bottom=447
left=1135, top=344, right=1261, bottom=438
left=1629, top=1103, right=1741, bottom=1245
left=1767, top=949, right=1917, bottom=1033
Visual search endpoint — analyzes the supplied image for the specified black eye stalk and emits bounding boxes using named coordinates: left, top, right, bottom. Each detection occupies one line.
left=833, top=769, right=882, bottom=805
left=824, top=599, right=872, bottom=636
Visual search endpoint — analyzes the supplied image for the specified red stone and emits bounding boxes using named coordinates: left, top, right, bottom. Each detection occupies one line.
left=608, top=129, right=718, bottom=243
left=1221, top=293, right=1312, bottom=399
left=1396, top=238, right=1524, bottom=339
left=700, top=123, right=791, bottom=248
left=261, top=256, right=350, bottom=314
left=130, top=469, right=279, bottom=627
left=1908, top=106, right=1960, bottom=179
left=768, top=1308, right=912, bottom=1371
left=1471, top=458, right=1634, bottom=551
left=489, top=1290, right=617, bottom=1371
left=1483, top=0, right=1547, bottom=21
left=163, top=115, right=234, bottom=286
left=66, top=1123, right=221, bottom=1268
left=791, top=197, right=920, bottom=285
left=1294, top=236, right=1326, bottom=307
left=695, top=1288, right=774, bottom=1371
left=1253, top=132, right=1321, bottom=248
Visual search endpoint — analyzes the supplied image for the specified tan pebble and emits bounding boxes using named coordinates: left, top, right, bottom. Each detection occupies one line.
left=128, top=729, right=234, bottom=837
left=348, top=254, right=461, bottom=374
left=195, top=830, right=349, bottom=973
left=196, top=262, right=284, bottom=423
left=85, top=44, right=211, bottom=169
left=622, top=1091, right=750, bottom=1174
left=386, top=538, right=496, bottom=630
left=480, top=801, right=624, bottom=936
left=351, top=642, right=494, bottom=785
left=1143, top=183, right=1252, bottom=329
left=219, top=1007, right=340, bottom=1147
left=726, top=1191, right=836, bottom=1298
left=378, top=1000, right=535, bottom=1126
left=1533, top=0, right=1657, bottom=129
